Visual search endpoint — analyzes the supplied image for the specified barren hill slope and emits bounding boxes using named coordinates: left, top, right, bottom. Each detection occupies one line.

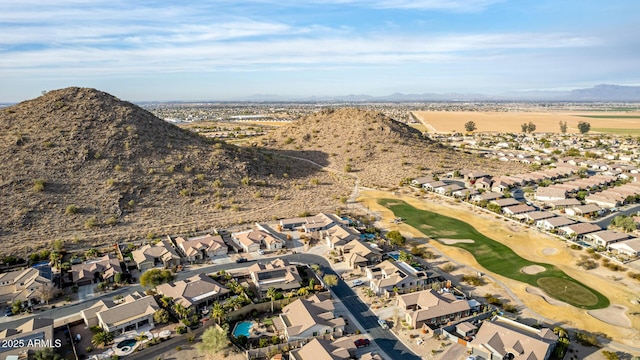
left=256, top=108, right=528, bottom=188
left=0, top=88, right=349, bottom=256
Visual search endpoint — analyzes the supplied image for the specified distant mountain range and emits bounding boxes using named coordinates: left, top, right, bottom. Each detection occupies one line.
left=242, top=84, right=640, bottom=102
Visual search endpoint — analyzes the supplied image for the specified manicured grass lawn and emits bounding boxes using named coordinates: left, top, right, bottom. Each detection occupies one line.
left=379, top=199, right=610, bottom=309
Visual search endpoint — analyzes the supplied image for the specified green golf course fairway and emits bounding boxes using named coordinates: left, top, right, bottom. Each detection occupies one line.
left=379, top=199, right=610, bottom=310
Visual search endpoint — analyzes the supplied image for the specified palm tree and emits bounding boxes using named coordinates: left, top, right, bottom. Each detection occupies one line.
left=173, top=302, right=193, bottom=320
left=91, top=330, right=114, bottom=348
left=211, top=302, right=225, bottom=325
left=267, top=287, right=278, bottom=313
left=554, top=326, right=568, bottom=339
left=297, top=287, right=309, bottom=296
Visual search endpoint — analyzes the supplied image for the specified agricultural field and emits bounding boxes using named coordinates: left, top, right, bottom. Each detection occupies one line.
left=378, top=198, right=610, bottom=310
left=413, top=111, right=640, bottom=134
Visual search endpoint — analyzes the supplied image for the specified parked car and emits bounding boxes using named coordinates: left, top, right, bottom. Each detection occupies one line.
left=354, top=338, right=370, bottom=348
left=377, top=319, right=388, bottom=329
left=352, top=279, right=364, bottom=287
left=235, top=257, right=248, bottom=263
left=4, top=307, right=13, bottom=316
left=257, top=249, right=264, bottom=255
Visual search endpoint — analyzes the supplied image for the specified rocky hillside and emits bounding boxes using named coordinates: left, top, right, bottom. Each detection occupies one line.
left=0, top=88, right=350, bottom=256
left=257, top=108, right=528, bottom=188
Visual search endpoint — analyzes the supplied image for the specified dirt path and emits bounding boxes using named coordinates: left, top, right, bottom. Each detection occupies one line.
left=357, top=189, right=640, bottom=350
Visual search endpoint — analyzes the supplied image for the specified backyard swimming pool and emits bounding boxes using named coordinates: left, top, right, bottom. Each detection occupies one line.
left=232, top=321, right=254, bottom=338
left=116, top=338, right=138, bottom=353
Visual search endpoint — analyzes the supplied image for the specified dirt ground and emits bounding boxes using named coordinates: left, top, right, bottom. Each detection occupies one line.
left=358, top=189, right=640, bottom=350
left=413, top=111, right=640, bottom=134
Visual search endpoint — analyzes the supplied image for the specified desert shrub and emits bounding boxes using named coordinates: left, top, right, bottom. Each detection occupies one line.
left=602, top=351, right=620, bottom=360
left=575, top=331, right=600, bottom=347
left=65, top=204, right=79, bottom=215
left=628, top=272, right=640, bottom=281
left=576, top=255, right=598, bottom=270
left=462, top=274, right=484, bottom=286
left=441, top=263, right=455, bottom=273
left=105, top=216, right=117, bottom=226
left=84, top=217, right=98, bottom=229
left=33, top=179, right=46, bottom=192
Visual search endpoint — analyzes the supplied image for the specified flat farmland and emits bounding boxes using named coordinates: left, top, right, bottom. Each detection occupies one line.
left=413, top=111, right=640, bottom=134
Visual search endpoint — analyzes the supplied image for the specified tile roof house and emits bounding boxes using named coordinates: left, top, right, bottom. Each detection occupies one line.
left=289, top=337, right=356, bottom=360
left=248, top=259, right=302, bottom=295
left=584, top=194, right=621, bottom=209
left=324, top=225, right=361, bottom=250
left=232, top=226, right=285, bottom=252
left=472, top=191, right=503, bottom=202
left=156, top=273, right=229, bottom=310
left=277, top=294, right=345, bottom=341
left=547, top=198, right=582, bottom=209
left=608, top=238, right=640, bottom=257
left=175, top=234, right=227, bottom=261
left=82, top=291, right=159, bottom=335
left=535, top=216, right=575, bottom=230
left=564, top=204, right=602, bottom=217
left=559, top=223, right=602, bottom=238
left=535, top=187, right=567, bottom=201
left=69, top=254, right=122, bottom=286
left=341, top=239, right=382, bottom=269
left=0, top=267, right=52, bottom=305
left=584, top=230, right=629, bottom=247
left=131, top=239, right=181, bottom=271
left=0, top=318, right=54, bottom=358
left=398, top=289, right=471, bottom=329
left=367, top=260, right=431, bottom=296
left=468, top=316, right=558, bottom=360
left=502, top=204, right=536, bottom=217
left=302, top=213, right=349, bottom=233
left=422, top=180, right=447, bottom=191
left=521, top=211, right=556, bottom=223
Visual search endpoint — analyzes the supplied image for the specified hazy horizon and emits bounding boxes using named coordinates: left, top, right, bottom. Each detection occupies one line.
left=2, top=1, right=639, bottom=102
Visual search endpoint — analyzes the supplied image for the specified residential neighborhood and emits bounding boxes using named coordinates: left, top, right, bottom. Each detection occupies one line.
left=4, top=136, right=640, bottom=360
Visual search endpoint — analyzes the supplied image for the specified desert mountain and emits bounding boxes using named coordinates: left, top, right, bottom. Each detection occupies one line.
left=256, top=108, right=528, bottom=188
left=0, top=88, right=349, bottom=256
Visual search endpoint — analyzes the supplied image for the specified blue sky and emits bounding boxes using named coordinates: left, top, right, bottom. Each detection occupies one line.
left=1, top=0, right=639, bottom=101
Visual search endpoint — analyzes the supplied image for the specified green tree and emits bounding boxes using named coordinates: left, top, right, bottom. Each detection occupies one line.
left=91, top=330, right=114, bottom=348
left=267, top=287, right=278, bottom=312
left=398, top=250, right=413, bottom=263
left=578, top=121, right=591, bottom=134
left=140, top=268, right=174, bottom=288
left=386, top=230, right=405, bottom=246
left=211, top=302, right=225, bottom=325
left=153, top=309, right=170, bottom=324
left=559, top=121, right=568, bottom=133
left=464, top=121, right=477, bottom=132
left=32, top=348, right=63, bottom=360
left=323, top=274, right=338, bottom=291
left=172, top=302, right=194, bottom=320
left=297, top=287, right=309, bottom=296
left=602, top=351, right=619, bottom=360
left=198, top=325, right=229, bottom=356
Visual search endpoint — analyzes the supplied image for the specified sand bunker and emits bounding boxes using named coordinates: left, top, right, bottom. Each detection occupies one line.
left=525, top=287, right=567, bottom=306
left=521, top=265, right=546, bottom=275
left=439, top=238, right=475, bottom=245
left=542, top=247, right=558, bottom=255
left=588, top=305, right=632, bottom=328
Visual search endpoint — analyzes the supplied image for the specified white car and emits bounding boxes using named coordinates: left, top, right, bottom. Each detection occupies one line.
left=257, top=249, right=264, bottom=255
left=377, top=319, right=388, bottom=329
left=352, top=279, right=364, bottom=287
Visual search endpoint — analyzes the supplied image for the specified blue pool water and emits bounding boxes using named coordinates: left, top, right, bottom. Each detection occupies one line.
left=233, top=321, right=253, bottom=338
left=388, top=252, right=400, bottom=261
left=117, top=339, right=138, bottom=349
